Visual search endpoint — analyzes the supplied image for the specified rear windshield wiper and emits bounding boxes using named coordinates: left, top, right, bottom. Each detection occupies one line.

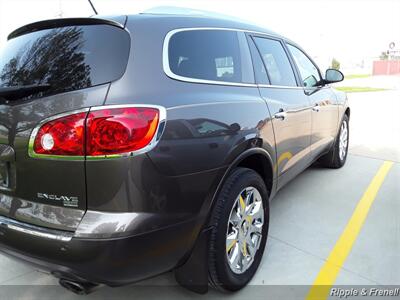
left=0, top=84, right=51, bottom=101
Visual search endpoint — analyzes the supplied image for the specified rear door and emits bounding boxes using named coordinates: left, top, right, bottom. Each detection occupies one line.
left=248, top=35, right=312, bottom=188
left=286, top=44, right=339, bottom=160
left=0, top=19, right=130, bottom=231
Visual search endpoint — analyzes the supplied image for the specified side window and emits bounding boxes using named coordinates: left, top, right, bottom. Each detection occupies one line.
left=253, top=37, right=297, bottom=87
left=168, top=30, right=252, bottom=83
left=248, top=37, right=269, bottom=84
left=287, top=44, right=321, bottom=87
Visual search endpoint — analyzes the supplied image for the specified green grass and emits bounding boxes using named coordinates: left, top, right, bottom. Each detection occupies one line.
left=344, top=74, right=371, bottom=79
left=336, top=86, right=388, bottom=93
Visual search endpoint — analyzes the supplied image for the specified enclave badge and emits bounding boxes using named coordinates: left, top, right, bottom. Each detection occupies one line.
left=37, top=193, right=79, bottom=208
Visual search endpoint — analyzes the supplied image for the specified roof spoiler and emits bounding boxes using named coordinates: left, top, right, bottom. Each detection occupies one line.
left=8, top=17, right=124, bottom=40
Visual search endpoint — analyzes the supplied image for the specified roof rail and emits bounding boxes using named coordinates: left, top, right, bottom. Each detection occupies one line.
left=141, top=6, right=247, bottom=22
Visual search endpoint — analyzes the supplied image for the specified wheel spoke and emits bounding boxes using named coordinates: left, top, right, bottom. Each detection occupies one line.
left=239, top=194, right=246, bottom=214
left=230, top=208, right=241, bottom=227
left=250, top=200, right=263, bottom=218
left=250, top=220, right=263, bottom=234
left=226, top=230, right=238, bottom=253
left=241, top=239, right=247, bottom=257
left=242, top=188, right=254, bottom=214
left=228, top=242, right=241, bottom=268
left=241, top=254, right=248, bottom=271
left=246, top=234, right=257, bottom=256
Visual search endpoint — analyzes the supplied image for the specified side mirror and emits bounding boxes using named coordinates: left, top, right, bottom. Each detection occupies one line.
left=325, top=69, right=344, bottom=84
left=229, top=123, right=240, bottom=133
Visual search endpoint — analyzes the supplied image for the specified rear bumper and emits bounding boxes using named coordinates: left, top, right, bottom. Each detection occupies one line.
left=0, top=216, right=198, bottom=286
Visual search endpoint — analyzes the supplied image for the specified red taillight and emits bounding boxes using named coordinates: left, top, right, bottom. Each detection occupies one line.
left=31, top=106, right=162, bottom=158
left=33, top=112, right=87, bottom=156
left=86, top=107, right=159, bottom=156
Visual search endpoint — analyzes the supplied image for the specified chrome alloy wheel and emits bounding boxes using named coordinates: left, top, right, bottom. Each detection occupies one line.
left=226, top=187, right=264, bottom=274
left=339, top=121, right=348, bottom=161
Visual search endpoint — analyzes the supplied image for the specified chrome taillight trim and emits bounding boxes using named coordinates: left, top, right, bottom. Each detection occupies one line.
left=86, top=104, right=167, bottom=160
left=28, top=104, right=167, bottom=160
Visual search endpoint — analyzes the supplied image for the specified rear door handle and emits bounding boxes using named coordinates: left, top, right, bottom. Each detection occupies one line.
left=274, top=110, right=287, bottom=120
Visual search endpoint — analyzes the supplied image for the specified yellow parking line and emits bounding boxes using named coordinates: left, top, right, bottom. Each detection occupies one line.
left=306, top=161, right=394, bottom=300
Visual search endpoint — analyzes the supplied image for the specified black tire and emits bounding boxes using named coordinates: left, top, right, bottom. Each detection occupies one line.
left=319, top=114, right=349, bottom=168
left=208, top=167, right=269, bottom=292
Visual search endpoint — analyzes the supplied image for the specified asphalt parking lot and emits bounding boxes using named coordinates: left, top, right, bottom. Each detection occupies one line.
left=0, top=83, right=399, bottom=299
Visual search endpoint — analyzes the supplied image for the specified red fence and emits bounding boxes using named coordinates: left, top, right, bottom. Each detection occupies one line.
left=373, top=60, right=400, bottom=75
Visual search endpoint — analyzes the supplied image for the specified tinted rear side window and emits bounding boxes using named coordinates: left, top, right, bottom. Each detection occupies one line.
left=0, top=25, right=130, bottom=98
left=253, top=37, right=297, bottom=87
left=168, top=30, right=252, bottom=84
left=248, top=37, right=269, bottom=84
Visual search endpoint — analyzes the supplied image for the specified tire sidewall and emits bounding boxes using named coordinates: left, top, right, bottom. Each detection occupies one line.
left=336, top=114, right=349, bottom=166
left=211, top=168, right=269, bottom=290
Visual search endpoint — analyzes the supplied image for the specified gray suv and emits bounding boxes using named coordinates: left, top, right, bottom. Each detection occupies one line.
left=0, top=11, right=348, bottom=294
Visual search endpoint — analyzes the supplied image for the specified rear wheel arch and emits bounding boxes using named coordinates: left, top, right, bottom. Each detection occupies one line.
left=211, top=148, right=275, bottom=213
left=236, top=152, right=274, bottom=197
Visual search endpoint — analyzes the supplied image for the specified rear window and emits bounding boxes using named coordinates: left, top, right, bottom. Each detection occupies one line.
left=167, top=30, right=253, bottom=84
left=0, top=24, right=130, bottom=98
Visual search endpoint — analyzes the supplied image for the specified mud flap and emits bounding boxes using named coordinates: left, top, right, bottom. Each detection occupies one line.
left=174, top=227, right=211, bottom=294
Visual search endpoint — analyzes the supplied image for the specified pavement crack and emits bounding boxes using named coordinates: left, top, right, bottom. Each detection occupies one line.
left=348, top=153, right=399, bottom=164
left=0, top=270, right=35, bottom=285
left=269, top=235, right=383, bottom=286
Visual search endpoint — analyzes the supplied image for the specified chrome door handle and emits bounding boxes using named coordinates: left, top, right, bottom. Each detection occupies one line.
left=274, top=110, right=287, bottom=120
left=312, top=104, right=320, bottom=112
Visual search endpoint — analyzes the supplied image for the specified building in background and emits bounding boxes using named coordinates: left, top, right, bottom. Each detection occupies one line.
left=373, top=41, right=400, bottom=75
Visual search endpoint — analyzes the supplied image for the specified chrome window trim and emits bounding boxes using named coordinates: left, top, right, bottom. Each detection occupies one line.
left=162, top=27, right=306, bottom=90
left=0, top=215, right=73, bottom=242
left=28, top=104, right=167, bottom=161
left=166, top=100, right=262, bottom=111
left=163, top=27, right=258, bottom=87
left=257, top=84, right=304, bottom=90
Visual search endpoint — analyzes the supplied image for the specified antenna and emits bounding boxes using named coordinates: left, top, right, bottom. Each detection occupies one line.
left=88, top=0, right=98, bottom=15
left=55, top=0, right=63, bottom=18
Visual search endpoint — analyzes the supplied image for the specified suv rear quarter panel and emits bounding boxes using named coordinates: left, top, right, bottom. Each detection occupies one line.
left=86, top=17, right=277, bottom=233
